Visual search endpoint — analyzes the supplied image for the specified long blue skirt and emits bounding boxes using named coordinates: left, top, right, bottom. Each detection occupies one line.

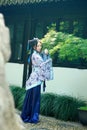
left=21, top=85, right=41, bottom=123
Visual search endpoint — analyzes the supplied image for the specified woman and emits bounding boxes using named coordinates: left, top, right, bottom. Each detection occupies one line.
left=21, top=38, right=53, bottom=123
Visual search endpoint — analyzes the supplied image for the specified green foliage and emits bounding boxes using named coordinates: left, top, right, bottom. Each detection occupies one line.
left=10, top=86, right=87, bottom=122
left=10, top=85, right=26, bottom=110
left=59, top=20, right=85, bottom=38
left=47, top=23, right=56, bottom=31
left=59, top=21, right=70, bottom=33
left=59, top=37, right=87, bottom=61
left=78, top=40, right=87, bottom=61
left=41, top=29, right=58, bottom=50
left=41, top=27, right=87, bottom=68
left=78, top=106, right=87, bottom=111
left=40, top=94, right=86, bottom=121
left=73, top=21, right=84, bottom=37
left=40, top=93, right=57, bottom=116
left=53, top=95, right=86, bottom=121
left=59, top=42, right=79, bottom=61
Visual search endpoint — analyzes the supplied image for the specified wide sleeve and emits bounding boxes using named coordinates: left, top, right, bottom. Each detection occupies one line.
left=32, top=53, right=43, bottom=67
left=39, top=58, right=53, bottom=81
left=32, top=52, right=53, bottom=81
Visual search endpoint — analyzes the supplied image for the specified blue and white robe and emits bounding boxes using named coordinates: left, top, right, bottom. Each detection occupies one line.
left=21, top=50, right=53, bottom=123
left=26, top=51, right=53, bottom=90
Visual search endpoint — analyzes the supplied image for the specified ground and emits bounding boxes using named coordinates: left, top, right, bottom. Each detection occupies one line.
left=22, top=115, right=87, bottom=130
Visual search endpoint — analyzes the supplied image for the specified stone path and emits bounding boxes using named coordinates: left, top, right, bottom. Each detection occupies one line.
left=22, top=115, right=87, bottom=130
left=16, top=110, right=87, bottom=130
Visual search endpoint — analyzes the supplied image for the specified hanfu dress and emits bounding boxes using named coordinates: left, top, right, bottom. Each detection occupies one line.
left=21, top=51, right=53, bottom=123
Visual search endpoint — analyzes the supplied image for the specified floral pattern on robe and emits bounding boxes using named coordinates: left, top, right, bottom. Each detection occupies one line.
left=26, top=51, right=53, bottom=90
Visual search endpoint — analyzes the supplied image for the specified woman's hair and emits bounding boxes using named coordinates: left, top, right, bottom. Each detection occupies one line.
left=29, top=38, right=39, bottom=50
left=27, top=38, right=39, bottom=78
left=27, top=38, right=39, bottom=56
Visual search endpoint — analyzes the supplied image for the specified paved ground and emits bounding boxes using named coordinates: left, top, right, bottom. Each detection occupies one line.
left=23, top=115, right=87, bottom=130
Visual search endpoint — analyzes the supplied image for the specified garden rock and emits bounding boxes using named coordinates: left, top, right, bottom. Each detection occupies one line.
left=0, top=13, right=25, bottom=130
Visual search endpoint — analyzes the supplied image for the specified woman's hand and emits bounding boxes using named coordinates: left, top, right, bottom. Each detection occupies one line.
left=44, top=48, right=49, bottom=55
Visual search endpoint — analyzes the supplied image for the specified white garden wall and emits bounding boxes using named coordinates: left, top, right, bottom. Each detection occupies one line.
left=46, top=67, right=87, bottom=101
left=5, top=63, right=87, bottom=101
left=5, top=63, right=24, bottom=87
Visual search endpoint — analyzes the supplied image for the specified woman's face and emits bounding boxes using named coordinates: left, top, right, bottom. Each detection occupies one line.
left=35, top=41, right=42, bottom=52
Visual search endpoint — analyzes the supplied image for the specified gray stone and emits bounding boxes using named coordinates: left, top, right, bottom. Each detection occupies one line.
left=0, top=13, right=25, bottom=130
left=30, top=128, right=49, bottom=130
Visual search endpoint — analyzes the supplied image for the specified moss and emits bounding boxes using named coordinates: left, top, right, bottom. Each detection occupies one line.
left=78, top=106, right=87, bottom=111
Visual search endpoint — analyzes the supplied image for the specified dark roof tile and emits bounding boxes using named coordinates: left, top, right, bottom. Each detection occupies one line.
left=0, top=0, right=71, bottom=6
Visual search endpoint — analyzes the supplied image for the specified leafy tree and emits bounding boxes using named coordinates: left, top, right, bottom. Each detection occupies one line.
left=41, top=25, right=87, bottom=68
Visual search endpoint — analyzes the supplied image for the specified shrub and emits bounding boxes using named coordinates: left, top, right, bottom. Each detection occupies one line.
left=10, top=86, right=86, bottom=121
left=53, top=95, right=86, bottom=121
left=40, top=94, right=86, bottom=121
left=40, top=93, right=57, bottom=116
left=10, top=85, right=26, bottom=110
